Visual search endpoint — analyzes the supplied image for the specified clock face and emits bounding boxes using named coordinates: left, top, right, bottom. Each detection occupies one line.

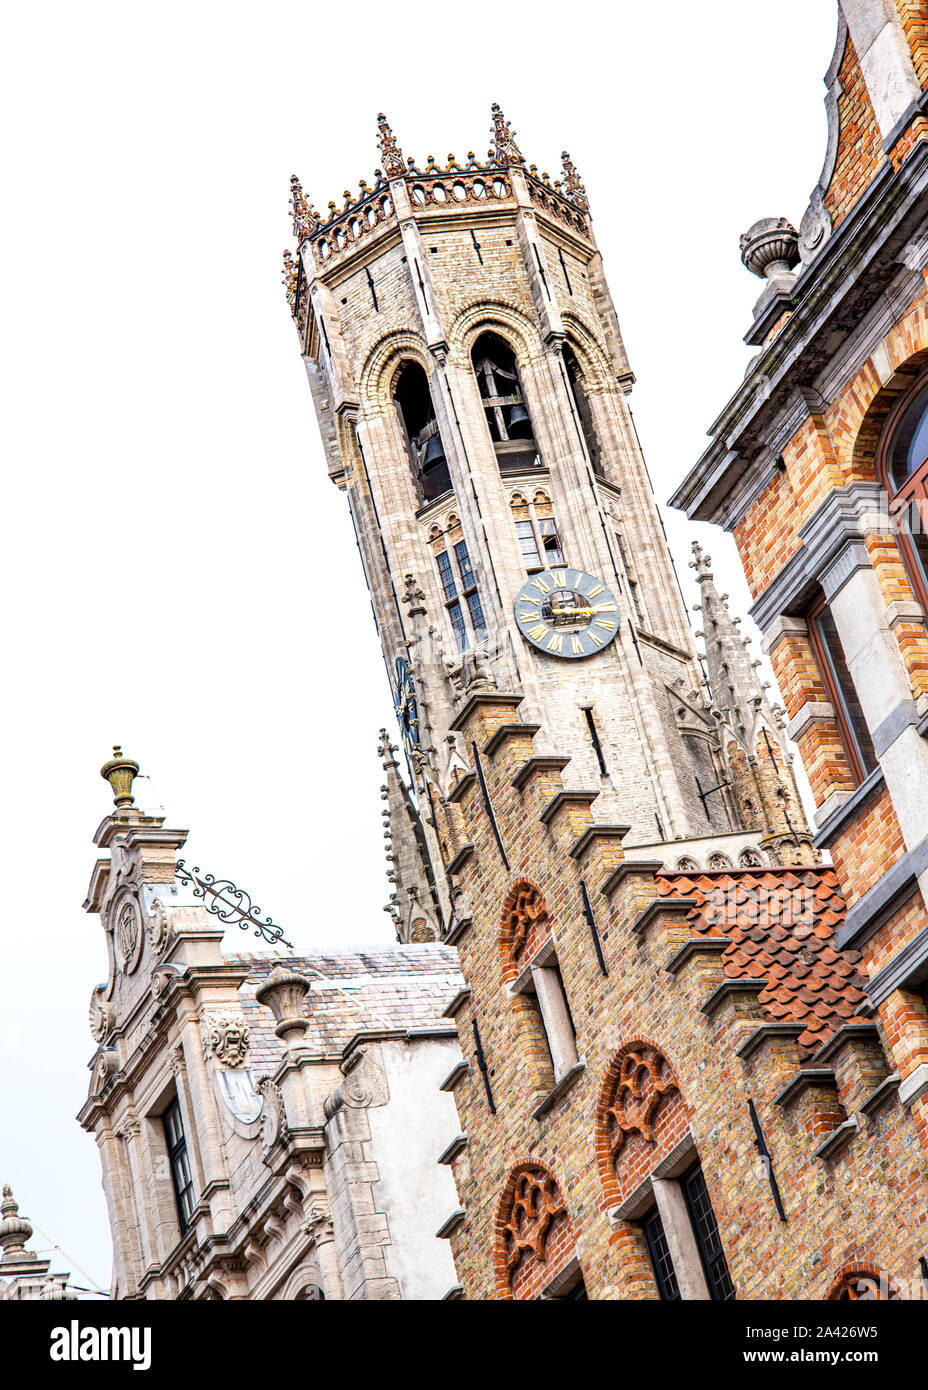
left=393, top=657, right=421, bottom=752
left=514, top=568, right=620, bottom=659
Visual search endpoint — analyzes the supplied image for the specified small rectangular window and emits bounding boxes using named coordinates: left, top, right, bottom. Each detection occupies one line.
left=448, top=600, right=467, bottom=651
left=539, top=517, right=564, bottom=566
left=681, top=1163, right=735, bottom=1301
left=516, top=519, right=541, bottom=568
left=436, top=551, right=458, bottom=601
left=809, top=599, right=877, bottom=783
left=163, top=1097, right=195, bottom=1234
left=643, top=1207, right=680, bottom=1301
left=466, top=589, right=487, bottom=641
left=454, top=539, right=475, bottom=590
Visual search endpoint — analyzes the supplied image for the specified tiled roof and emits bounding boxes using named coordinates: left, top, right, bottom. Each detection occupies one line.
left=655, top=867, right=867, bottom=1056
left=227, top=944, right=463, bottom=1075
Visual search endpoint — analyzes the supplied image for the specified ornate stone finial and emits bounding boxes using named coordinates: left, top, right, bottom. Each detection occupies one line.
left=281, top=248, right=298, bottom=309
left=490, top=102, right=524, bottom=167
left=739, top=218, right=800, bottom=280
left=560, top=151, right=589, bottom=211
left=378, top=728, right=399, bottom=765
left=401, top=571, right=426, bottom=620
left=688, top=539, right=713, bottom=580
left=377, top=113, right=406, bottom=179
left=254, top=967, right=311, bottom=1047
left=100, top=746, right=139, bottom=808
left=289, top=175, right=318, bottom=243
left=0, top=1186, right=34, bottom=1260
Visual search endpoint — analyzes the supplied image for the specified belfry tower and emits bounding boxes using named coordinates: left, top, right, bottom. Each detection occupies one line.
left=284, top=107, right=812, bottom=939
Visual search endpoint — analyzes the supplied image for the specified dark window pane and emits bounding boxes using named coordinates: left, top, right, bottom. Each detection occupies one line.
left=682, top=1164, right=735, bottom=1302
left=466, top=590, right=487, bottom=641
left=899, top=499, right=928, bottom=599
left=813, top=607, right=877, bottom=779
left=163, top=1098, right=195, bottom=1236
left=643, top=1207, right=680, bottom=1301
left=448, top=600, right=467, bottom=652
left=454, top=539, right=475, bottom=590
left=436, top=551, right=457, bottom=601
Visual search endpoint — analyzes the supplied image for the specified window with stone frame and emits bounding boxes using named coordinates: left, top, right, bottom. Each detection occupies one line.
left=163, top=1095, right=195, bottom=1235
left=640, top=1161, right=734, bottom=1302
left=429, top=516, right=488, bottom=652
left=878, top=364, right=928, bottom=610
left=807, top=592, right=877, bottom=785
left=500, top=880, right=579, bottom=1097
left=509, top=489, right=565, bottom=572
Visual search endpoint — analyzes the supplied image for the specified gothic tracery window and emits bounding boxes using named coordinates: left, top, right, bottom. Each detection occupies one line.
left=495, top=1162, right=578, bottom=1299
left=563, top=342, right=603, bottom=477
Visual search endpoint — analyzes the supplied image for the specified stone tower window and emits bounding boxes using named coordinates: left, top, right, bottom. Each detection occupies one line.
left=471, top=332, right=541, bottom=474
left=510, top=490, right=565, bottom=571
left=807, top=593, right=877, bottom=784
left=563, top=342, right=603, bottom=477
left=394, top=360, right=450, bottom=504
left=879, top=366, right=928, bottom=610
left=433, top=528, right=487, bottom=651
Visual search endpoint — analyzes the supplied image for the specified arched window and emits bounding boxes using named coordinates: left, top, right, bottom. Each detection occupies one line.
left=879, top=366, right=928, bottom=606
left=471, top=332, right=541, bottom=473
left=563, top=343, right=603, bottom=477
left=393, top=361, right=450, bottom=504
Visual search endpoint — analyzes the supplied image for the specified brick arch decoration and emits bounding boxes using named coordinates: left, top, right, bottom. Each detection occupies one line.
left=499, top=877, right=552, bottom=982
left=595, top=1038, right=691, bottom=1207
left=842, top=334, right=928, bottom=480
left=494, top=1159, right=576, bottom=1300
left=825, top=1262, right=900, bottom=1301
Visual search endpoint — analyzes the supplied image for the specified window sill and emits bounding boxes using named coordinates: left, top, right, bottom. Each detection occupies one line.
left=531, top=1060, right=586, bottom=1121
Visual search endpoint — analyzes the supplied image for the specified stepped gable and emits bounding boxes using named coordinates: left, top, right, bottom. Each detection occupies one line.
left=656, top=867, right=867, bottom=1056
left=226, top=945, right=462, bottom=1068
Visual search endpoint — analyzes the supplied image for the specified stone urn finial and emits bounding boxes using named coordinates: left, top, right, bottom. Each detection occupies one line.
left=100, top=746, right=140, bottom=808
left=255, top=967, right=311, bottom=1047
left=739, top=218, right=800, bottom=280
left=0, top=1185, right=34, bottom=1261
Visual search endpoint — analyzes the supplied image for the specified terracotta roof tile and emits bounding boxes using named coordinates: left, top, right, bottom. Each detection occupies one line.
left=656, top=866, right=867, bottom=1057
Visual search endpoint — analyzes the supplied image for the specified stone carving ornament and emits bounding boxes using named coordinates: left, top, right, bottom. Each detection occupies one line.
left=146, top=897, right=173, bottom=956
left=111, top=896, right=143, bottom=973
left=202, top=1013, right=250, bottom=1068
left=89, top=987, right=115, bottom=1043
left=258, top=1077, right=288, bottom=1152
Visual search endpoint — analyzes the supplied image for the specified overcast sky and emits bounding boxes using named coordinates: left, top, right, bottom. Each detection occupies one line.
left=2, top=1, right=838, bottom=1292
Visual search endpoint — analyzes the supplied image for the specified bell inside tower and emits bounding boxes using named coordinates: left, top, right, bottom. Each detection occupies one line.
left=472, top=332, right=540, bottom=474
left=394, top=361, right=450, bottom=504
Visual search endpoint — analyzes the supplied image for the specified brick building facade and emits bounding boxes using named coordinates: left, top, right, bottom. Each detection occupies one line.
left=282, top=8, right=928, bottom=1301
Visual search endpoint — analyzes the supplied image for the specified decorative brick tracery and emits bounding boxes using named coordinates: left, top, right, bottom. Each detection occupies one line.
left=494, top=1160, right=575, bottom=1300
left=595, top=1039, right=689, bottom=1206
left=825, top=1262, right=900, bottom=1301
left=499, top=878, right=551, bottom=976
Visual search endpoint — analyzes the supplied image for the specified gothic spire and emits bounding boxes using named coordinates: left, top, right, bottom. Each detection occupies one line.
left=289, top=174, right=319, bottom=242
left=490, top=102, right=524, bottom=167
left=560, top=151, right=589, bottom=211
left=376, top=113, right=406, bottom=179
left=377, top=730, right=442, bottom=943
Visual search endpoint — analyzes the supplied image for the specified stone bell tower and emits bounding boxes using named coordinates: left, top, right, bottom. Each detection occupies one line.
left=284, top=105, right=809, bottom=935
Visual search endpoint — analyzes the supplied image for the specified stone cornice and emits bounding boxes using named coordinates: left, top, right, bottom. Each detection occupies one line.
left=670, top=143, right=928, bottom=525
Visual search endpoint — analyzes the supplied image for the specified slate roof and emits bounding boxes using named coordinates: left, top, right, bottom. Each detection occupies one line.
left=656, top=866, right=868, bottom=1057
left=227, top=944, right=463, bottom=1075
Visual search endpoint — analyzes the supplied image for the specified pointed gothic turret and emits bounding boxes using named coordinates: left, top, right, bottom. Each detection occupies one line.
left=490, top=102, right=524, bottom=166
left=690, top=542, right=816, bottom=865
left=378, top=730, right=443, bottom=943
left=376, top=113, right=406, bottom=179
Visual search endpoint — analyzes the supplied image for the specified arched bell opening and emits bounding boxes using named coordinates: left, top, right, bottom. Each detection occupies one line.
left=394, top=361, right=451, bottom=504
left=471, top=331, right=541, bottom=474
left=563, top=342, right=603, bottom=478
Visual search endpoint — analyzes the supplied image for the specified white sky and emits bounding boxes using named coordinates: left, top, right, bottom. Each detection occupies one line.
left=2, top=1, right=838, bottom=1293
